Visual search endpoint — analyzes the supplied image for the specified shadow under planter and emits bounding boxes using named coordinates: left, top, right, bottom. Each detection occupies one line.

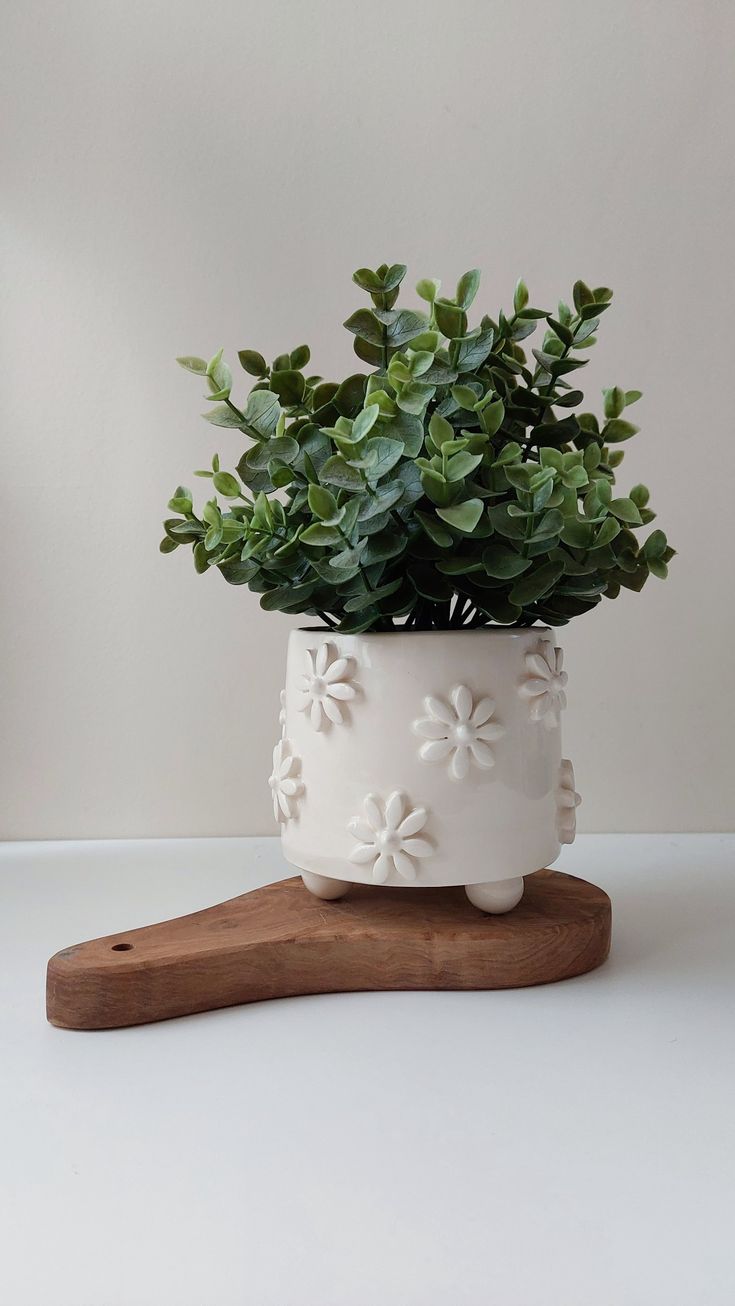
left=46, top=870, right=611, bottom=1030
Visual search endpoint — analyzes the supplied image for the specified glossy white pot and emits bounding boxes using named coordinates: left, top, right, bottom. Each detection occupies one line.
left=271, top=627, right=580, bottom=913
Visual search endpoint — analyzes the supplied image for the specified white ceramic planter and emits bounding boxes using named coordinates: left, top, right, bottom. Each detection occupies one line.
left=270, top=627, right=580, bottom=912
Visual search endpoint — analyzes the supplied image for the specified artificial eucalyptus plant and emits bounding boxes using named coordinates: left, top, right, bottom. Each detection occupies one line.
left=162, top=264, right=673, bottom=632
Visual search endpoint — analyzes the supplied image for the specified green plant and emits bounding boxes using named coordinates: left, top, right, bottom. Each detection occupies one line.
left=162, top=264, right=673, bottom=632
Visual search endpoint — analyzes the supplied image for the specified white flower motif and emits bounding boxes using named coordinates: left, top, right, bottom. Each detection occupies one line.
left=348, top=791, right=433, bottom=884
left=297, top=642, right=357, bottom=731
left=557, top=758, right=581, bottom=844
left=268, top=738, right=304, bottom=824
left=278, top=688, right=287, bottom=736
left=518, top=640, right=568, bottom=729
left=414, top=685, right=505, bottom=780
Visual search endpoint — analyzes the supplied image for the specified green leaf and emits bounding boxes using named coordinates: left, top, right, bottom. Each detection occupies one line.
left=416, top=278, right=441, bottom=302
left=352, top=403, right=380, bottom=441
left=445, top=451, right=483, bottom=481
left=202, top=404, right=243, bottom=428
left=242, top=436, right=299, bottom=469
left=238, top=350, right=267, bottom=376
left=159, top=536, right=179, bottom=553
left=513, top=279, right=529, bottom=314
left=603, top=386, right=626, bottom=419
left=455, top=328, right=494, bottom=372
left=177, top=355, right=207, bottom=374
left=436, top=499, right=484, bottom=533
left=308, top=484, right=339, bottom=521
left=364, top=437, right=404, bottom=479
left=385, top=310, right=428, bottom=347
left=415, top=510, right=453, bottom=548
left=434, top=299, right=468, bottom=339
left=456, top=269, right=481, bottom=310
left=643, top=529, right=667, bottom=560
left=603, top=419, right=639, bottom=443
left=212, top=472, right=240, bottom=497
left=301, top=522, right=342, bottom=546
left=343, top=309, right=384, bottom=347
left=320, top=455, right=365, bottom=491
left=482, top=543, right=531, bottom=579
left=609, top=497, right=642, bottom=524
left=289, top=344, right=310, bottom=370
left=509, top=560, right=564, bottom=606
left=243, top=389, right=281, bottom=439
left=345, top=578, right=403, bottom=612
left=625, top=389, right=643, bottom=406
left=269, top=369, right=305, bottom=406
left=572, top=280, right=594, bottom=311
left=452, top=384, right=479, bottom=409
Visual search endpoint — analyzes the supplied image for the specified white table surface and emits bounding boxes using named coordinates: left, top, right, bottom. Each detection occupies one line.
left=1, top=834, right=733, bottom=1306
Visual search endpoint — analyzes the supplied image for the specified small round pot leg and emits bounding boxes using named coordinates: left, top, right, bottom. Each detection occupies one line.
left=465, top=876, right=525, bottom=914
left=301, top=870, right=351, bottom=901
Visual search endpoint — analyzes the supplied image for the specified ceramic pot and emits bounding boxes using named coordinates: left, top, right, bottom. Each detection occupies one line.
left=270, top=627, right=580, bottom=913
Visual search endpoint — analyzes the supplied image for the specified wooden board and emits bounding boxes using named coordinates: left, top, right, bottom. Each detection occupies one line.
left=46, top=870, right=611, bottom=1029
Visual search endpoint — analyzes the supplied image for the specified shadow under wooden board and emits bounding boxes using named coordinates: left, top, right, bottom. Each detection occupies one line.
left=46, top=870, right=611, bottom=1030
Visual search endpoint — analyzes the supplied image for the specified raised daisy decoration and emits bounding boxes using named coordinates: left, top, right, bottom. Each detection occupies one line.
left=557, top=758, right=581, bottom=844
left=414, top=685, right=505, bottom=780
left=518, top=640, right=568, bottom=729
left=268, top=738, right=304, bottom=824
left=348, top=791, right=433, bottom=884
left=297, top=642, right=357, bottom=731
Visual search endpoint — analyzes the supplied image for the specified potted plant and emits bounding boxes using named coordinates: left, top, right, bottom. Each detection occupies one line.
left=162, top=264, right=673, bottom=912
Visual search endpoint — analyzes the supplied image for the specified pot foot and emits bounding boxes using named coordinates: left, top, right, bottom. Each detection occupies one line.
left=301, top=871, right=351, bottom=901
left=465, top=876, right=525, bottom=914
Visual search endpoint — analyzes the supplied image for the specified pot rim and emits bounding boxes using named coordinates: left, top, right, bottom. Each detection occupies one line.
left=295, top=624, right=552, bottom=638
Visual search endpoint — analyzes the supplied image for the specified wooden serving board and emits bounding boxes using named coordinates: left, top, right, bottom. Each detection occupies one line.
left=46, top=870, right=611, bottom=1029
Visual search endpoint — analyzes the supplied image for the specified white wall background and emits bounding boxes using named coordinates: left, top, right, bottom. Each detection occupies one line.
left=2, top=0, right=733, bottom=839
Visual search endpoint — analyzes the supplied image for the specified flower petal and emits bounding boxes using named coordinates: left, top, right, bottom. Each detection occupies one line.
left=393, top=851, right=416, bottom=881
left=326, top=682, right=355, bottom=701
left=530, top=694, right=551, bottom=722
left=401, top=837, right=432, bottom=858
left=469, top=739, right=496, bottom=769
left=414, top=719, right=449, bottom=741
left=372, top=853, right=391, bottom=883
left=424, top=695, right=455, bottom=726
left=420, top=739, right=453, bottom=762
left=471, top=696, right=495, bottom=726
left=272, top=793, right=280, bottom=822
left=451, top=684, right=472, bottom=721
left=384, top=790, right=405, bottom=830
left=349, top=842, right=376, bottom=865
left=526, top=653, right=552, bottom=679
left=521, top=676, right=551, bottom=697
left=397, top=807, right=427, bottom=837
left=315, top=643, right=329, bottom=676
left=324, top=657, right=350, bottom=683
left=277, top=791, right=291, bottom=818
left=451, top=747, right=470, bottom=780
left=554, top=646, right=564, bottom=674
left=304, top=649, right=315, bottom=676
left=310, top=699, right=324, bottom=731
left=348, top=818, right=374, bottom=842
left=364, top=795, right=383, bottom=831
left=322, top=695, right=343, bottom=725
left=272, top=743, right=281, bottom=770
left=475, top=722, right=505, bottom=742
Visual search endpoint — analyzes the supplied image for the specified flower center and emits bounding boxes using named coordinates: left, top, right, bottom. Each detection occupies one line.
left=268, top=774, right=278, bottom=790
left=452, top=723, right=474, bottom=745
left=378, top=829, right=401, bottom=853
left=311, top=675, right=327, bottom=699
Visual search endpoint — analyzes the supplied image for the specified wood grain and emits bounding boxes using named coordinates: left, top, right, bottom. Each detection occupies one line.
left=46, top=870, right=611, bottom=1029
